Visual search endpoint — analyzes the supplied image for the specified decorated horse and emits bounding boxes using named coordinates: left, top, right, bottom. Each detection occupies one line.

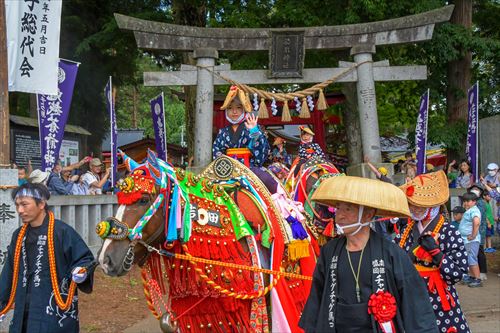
left=96, top=150, right=319, bottom=332
left=284, top=157, right=341, bottom=244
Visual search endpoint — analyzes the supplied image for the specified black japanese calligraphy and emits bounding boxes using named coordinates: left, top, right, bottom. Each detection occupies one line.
left=24, top=0, right=40, bottom=12
left=21, top=12, right=38, bottom=34
left=0, top=203, right=16, bottom=223
left=21, top=35, right=35, bottom=57
left=19, top=57, right=34, bottom=77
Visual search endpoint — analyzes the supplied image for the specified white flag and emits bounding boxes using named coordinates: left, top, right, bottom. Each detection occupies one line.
left=5, top=0, right=62, bottom=95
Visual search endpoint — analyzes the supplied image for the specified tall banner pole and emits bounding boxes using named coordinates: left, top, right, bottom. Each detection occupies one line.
left=37, top=59, right=80, bottom=171
left=162, top=91, right=167, bottom=160
left=105, top=77, right=117, bottom=186
left=415, top=89, right=429, bottom=175
left=466, top=82, right=479, bottom=182
left=150, top=92, right=167, bottom=161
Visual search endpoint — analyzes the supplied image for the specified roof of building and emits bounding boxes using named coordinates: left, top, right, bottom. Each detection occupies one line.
left=102, top=138, right=188, bottom=154
left=10, top=115, right=92, bottom=135
left=101, top=129, right=145, bottom=151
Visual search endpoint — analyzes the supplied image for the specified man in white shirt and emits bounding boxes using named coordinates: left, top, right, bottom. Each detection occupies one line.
left=81, top=158, right=110, bottom=195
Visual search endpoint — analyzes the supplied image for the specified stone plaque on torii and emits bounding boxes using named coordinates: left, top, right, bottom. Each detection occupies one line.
left=115, top=5, right=454, bottom=168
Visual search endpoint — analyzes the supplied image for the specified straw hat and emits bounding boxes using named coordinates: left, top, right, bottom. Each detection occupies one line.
left=220, top=85, right=252, bottom=113
left=299, top=125, right=315, bottom=136
left=312, top=176, right=410, bottom=217
left=399, top=170, right=449, bottom=208
left=29, top=169, right=50, bottom=184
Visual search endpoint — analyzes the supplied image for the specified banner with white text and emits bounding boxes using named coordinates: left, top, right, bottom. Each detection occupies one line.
left=37, top=60, right=79, bottom=171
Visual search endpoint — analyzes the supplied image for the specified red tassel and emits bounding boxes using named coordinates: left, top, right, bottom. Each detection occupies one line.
left=220, top=241, right=231, bottom=260
left=323, top=221, right=334, bottom=237
left=227, top=240, right=242, bottom=259
left=199, top=237, right=210, bottom=259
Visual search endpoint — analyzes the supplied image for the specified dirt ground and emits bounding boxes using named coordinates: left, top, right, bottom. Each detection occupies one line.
left=79, top=266, right=151, bottom=333
left=78, top=246, right=500, bottom=333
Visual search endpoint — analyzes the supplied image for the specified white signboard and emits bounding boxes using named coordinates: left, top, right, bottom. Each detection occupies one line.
left=5, top=0, right=62, bottom=94
left=59, top=140, right=79, bottom=167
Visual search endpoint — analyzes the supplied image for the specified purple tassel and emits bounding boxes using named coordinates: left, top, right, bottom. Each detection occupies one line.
left=286, top=215, right=308, bottom=240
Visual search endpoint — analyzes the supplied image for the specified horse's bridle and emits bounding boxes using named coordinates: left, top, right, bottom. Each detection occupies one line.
left=96, top=163, right=176, bottom=272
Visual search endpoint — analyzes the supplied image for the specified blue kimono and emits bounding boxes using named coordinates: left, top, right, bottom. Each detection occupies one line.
left=0, top=215, right=94, bottom=333
left=298, top=142, right=326, bottom=160
left=213, top=123, right=270, bottom=167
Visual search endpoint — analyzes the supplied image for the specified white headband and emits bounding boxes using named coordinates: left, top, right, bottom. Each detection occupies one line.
left=15, top=188, right=47, bottom=201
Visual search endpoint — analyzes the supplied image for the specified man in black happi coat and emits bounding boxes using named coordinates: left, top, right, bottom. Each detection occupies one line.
left=0, top=183, right=95, bottom=333
left=299, top=176, right=438, bottom=333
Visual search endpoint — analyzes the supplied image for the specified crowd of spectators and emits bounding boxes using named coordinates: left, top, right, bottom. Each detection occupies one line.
left=14, top=156, right=113, bottom=196
left=364, top=153, right=499, bottom=288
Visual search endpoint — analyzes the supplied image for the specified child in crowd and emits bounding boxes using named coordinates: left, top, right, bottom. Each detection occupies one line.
left=483, top=190, right=496, bottom=253
left=459, top=192, right=482, bottom=287
left=451, top=206, right=466, bottom=229
left=298, top=126, right=325, bottom=160
left=401, top=151, right=417, bottom=180
left=447, top=160, right=459, bottom=188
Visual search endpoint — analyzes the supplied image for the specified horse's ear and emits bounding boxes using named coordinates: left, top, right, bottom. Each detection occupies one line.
left=146, top=149, right=161, bottom=181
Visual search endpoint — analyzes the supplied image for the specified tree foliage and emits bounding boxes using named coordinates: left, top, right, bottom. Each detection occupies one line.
left=9, top=0, right=497, bottom=157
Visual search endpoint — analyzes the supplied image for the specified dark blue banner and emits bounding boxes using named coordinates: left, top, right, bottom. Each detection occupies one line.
left=37, top=59, right=79, bottom=171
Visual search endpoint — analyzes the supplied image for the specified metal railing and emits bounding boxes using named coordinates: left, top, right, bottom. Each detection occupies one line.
left=47, top=195, right=118, bottom=255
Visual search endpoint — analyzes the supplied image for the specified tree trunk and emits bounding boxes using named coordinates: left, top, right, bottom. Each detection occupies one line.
left=29, top=94, right=37, bottom=118
left=172, top=0, right=207, bottom=159
left=447, top=0, right=472, bottom=123
left=0, top=0, right=9, bottom=164
left=341, top=83, right=363, bottom=165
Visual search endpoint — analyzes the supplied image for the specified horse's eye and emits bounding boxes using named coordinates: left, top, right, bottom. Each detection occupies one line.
left=139, top=197, right=149, bottom=205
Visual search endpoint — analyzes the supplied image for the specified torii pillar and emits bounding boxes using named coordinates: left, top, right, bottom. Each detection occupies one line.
left=193, top=48, right=218, bottom=167
left=352, top=44, right=381, bottom=162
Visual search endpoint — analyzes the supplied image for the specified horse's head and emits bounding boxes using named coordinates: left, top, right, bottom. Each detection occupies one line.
left=97, top=151, right=173, bottom=277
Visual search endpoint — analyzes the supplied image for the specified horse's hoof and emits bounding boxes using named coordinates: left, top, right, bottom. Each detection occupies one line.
left=159, top=313, right=178, bottom=333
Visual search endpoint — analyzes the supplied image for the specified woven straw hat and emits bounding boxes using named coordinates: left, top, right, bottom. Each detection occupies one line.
left=220, top=85, right=252, bottom=113
left=312, top=176, right=410, bottom=217
left=399, top=170, right=449, bottom=208
left=299, top=125, right=315, bottom=136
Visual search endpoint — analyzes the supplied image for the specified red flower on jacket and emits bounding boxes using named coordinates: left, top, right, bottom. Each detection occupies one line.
left=368, top=291, right=397, bottom=323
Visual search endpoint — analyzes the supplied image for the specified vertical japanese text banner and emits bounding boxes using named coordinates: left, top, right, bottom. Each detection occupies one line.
left=106, top=77, right=118, bottom=186
left=37, top=59, right=79, bottom=171
left=466, top=82, right=479, bottom=182
left=5, top=0, right=62, bottom=94
left=415, top=89, right=429, bottom=175
left=150, top=93, right=167, bottom=161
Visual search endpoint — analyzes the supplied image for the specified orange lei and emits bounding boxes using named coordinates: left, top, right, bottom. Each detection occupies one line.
left=399, top=215, right=444, bottom=248
left=0, top=211, right=78, bottom=315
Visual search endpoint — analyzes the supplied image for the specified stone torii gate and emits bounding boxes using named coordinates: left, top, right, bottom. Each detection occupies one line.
left=115, top=5, right=454, bottom=168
